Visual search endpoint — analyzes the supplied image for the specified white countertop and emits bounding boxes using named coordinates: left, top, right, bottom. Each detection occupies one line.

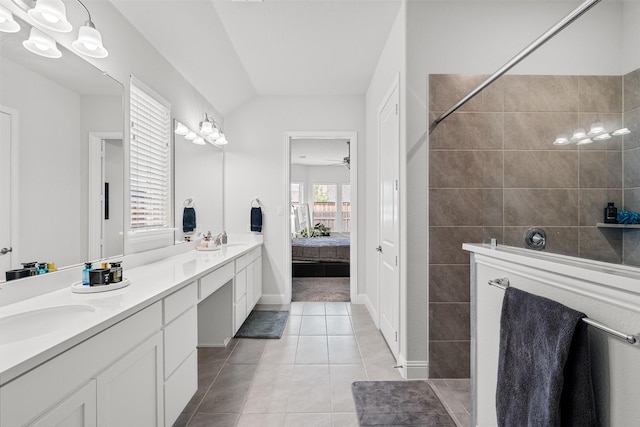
left=0, top=239, right=262, bottom=386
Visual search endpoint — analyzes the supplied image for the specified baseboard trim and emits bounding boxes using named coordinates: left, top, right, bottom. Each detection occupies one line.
left=398, top=356, right=429, bottom=379
left=258, top=293, right=288, bottom=305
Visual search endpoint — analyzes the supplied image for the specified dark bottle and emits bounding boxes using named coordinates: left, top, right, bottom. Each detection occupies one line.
left=604, top=202, right=618, bottom=224
left=110, top=261, right=123, bottom=283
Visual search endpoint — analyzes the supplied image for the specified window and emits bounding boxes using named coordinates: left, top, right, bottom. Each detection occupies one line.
left=129, top=77, right=172, bottom=231
left=342, top=184, right=351, bottom=232
left=291, top=182, right=303, bottom=204
left=313, top=184, right=337, bottom=230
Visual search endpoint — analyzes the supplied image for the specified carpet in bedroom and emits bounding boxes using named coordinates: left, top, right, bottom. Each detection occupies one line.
left=292, top=277, right=350, bottom=302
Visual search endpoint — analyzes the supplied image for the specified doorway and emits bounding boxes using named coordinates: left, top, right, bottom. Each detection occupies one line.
left=285, top=131, right=358, bottom=304
left=88, top=132, right=124, bottom=260
left=0, top=106, right=19, bottom=278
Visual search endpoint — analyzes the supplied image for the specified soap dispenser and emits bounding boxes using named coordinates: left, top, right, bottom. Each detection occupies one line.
left=604, top=202, right=618, bottom=224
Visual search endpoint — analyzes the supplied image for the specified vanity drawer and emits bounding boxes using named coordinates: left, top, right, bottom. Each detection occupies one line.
left=234, top=295, right=247, bottom=334
left=199, top=262, right=234, bottom=300
left=164, top=282, right=197, bottom=325
left=235, top=247, right=261, bottom=272
left=164, top=305, right=197, bottom=379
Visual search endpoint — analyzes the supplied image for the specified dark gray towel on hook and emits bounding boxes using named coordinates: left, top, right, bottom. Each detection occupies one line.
left=496, top=287, right=597, bottom=427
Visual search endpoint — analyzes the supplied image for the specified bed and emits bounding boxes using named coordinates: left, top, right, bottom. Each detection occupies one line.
left=291, top=236, right=350, bottom=277
left=291, top=236, right=350, bottom=263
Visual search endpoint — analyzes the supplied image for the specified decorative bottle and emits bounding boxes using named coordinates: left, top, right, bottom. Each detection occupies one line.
left=604, top=202, right=618, bottom=224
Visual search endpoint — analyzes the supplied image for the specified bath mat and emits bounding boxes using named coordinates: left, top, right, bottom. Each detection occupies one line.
left=234, top=310, right=289, bottom=339
left=351, top=381, right=456, bottom=426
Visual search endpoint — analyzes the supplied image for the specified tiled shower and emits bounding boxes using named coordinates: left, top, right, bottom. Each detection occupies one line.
left=427, top=69, right=640, bottom=378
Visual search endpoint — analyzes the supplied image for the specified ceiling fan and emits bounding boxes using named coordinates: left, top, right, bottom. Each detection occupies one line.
left=325, top=140, right=350, bottom=169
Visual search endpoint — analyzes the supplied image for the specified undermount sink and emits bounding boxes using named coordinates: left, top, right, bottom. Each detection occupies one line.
left=0, top=305, right=96, bottom=346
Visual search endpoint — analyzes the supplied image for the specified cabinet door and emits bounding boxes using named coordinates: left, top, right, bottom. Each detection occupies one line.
left=246, top=261, right=255, bottom=313
left=253, top=256, right=262, bottom=306
left=30, top=380, right=97, bottom=427
left=96, top=331, right=163, bottom=427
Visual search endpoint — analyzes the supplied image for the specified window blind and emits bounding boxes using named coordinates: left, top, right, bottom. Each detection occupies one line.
left=130, top=78, right=171, bottom=230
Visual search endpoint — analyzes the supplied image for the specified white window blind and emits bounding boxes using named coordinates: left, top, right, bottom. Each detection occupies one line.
left=130, top=78, right=171, bottom=230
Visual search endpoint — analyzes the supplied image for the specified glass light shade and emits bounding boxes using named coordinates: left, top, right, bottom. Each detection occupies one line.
left=185, top=131, right=197, bottom=140
left=612, top=128, right=630, bottom=136
left=553, top=134, right=570, bottom=145
left=215, top=133, right=228, bottom=145
left=593, top=133, right=611, bottom=141
left=576, top=138, right=593, bottom=146
left=199, top=120, right=213, bottom=135
left=23, top=27, right=61, bottom=58
left=174, top=122, right=188, bottom=135
left=571, top=129, right=587, bottom=141
left=588, top=122, right=606, bottom=136
left=28, top=0, right=72, bottom=32
left=0, top=6, right=20, bottom=33
left=72, top=24, right=108, bottom=58
left=193, top=137, right=206, bottom=145
left=208, top=126, right=220, bottom=139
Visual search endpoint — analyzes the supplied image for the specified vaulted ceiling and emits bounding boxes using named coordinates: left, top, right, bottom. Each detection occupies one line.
left=109, top=0, right=402, bottom=115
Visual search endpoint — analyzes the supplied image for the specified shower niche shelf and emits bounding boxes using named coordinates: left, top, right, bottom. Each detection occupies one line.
left=596, top=223, right=640, bottom=229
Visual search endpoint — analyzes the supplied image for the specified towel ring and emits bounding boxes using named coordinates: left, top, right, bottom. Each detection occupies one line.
left=251, top=198, right=261, bottom=208
left=184, top=198, right=195, bottom=208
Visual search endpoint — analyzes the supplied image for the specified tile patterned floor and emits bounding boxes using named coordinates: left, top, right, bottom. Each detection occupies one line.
left=174, top=302, right=471, bottom=427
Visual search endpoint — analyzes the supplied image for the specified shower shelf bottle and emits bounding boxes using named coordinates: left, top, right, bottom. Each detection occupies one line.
left=604, top=202, right=618, bottom=224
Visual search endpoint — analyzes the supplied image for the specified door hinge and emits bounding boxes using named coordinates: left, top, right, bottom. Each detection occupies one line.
left=395, top=104, right=398, bottom=115
left=395, top=331, right=398, bottom=342
left=395, top=179, right=398, bottom=191
left=395, top=256, right=398, bottom=266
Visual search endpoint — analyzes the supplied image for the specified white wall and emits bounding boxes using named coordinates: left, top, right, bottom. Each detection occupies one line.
left=224, top=95, right=365, bottom=304
left=104, top=139, right=124, bottom=258
left=623, top=0, right=640, bottom=73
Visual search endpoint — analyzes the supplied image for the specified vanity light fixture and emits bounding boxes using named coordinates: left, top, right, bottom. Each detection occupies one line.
left=0, top=5, right=21, bottom=32
left=185, top=131, right=197, bottom=141
left=575, top=137, right=593, bottom=145
left=193, top=136, right=206, bottom=145
left=593, top=132, right=611, bottom=141
left=214, top=132, right=228, bottom=145
left=28, top=0, right=72, bottom=32
left=612, top=128, right=630, bottom=136
left=588, top=122, right=605, bottom=136
left=16, top=0, right=108, bottom=58
left=23, top=26, right=61, bottom=58
left=570, top=128, right=587, bottom=142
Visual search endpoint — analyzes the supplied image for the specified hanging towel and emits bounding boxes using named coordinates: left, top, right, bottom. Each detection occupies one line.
left=183, top=207, right=196, bottom=233
left=496, top=287, right=597, bottom=427
left=251, top=206, right=262, bottom=232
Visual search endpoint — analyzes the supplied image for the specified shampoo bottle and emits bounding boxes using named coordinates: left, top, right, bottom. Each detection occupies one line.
left=82, top=262, right=93, bottom=286
left=604, top=202, right=618, bottom=224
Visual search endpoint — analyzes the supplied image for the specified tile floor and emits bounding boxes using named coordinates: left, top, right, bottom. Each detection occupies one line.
left=174, top=302, right=471, bottom=426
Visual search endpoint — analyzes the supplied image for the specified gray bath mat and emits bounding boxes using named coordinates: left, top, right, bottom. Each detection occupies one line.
left=234, top=310, right=289, bottom=339
left=351, top=381, right=456, bottom=426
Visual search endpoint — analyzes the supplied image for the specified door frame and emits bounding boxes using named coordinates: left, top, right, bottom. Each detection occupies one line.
left=284, top=131, right=359, bottom=303
left=1, top=105, right=20, bottom=274
left=88, top=132, right=123, bottom=260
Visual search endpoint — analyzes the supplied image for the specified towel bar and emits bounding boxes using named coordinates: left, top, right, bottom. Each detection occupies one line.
left=488, top=277, right=638, bottom=345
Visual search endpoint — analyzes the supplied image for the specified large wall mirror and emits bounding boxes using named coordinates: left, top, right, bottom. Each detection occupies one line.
left=0, top=14, right=124, bottom=282
left=173, top=120, right=225, bottom=244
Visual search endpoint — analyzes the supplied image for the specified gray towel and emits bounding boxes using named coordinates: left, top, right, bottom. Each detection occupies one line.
left=496, top=287, right=597, bottom=427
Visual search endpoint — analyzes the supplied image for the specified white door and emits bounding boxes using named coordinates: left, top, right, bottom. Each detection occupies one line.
left=0, top=111, right=14, bottom=275
left=378, top=81, right=400, bottom=360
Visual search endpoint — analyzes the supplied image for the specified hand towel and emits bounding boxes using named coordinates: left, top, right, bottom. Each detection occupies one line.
left=496, top=287, right=597, bottom=427
left=251, top=206, right=262, bottom=232
left=183, top=206, right=196, bottom=233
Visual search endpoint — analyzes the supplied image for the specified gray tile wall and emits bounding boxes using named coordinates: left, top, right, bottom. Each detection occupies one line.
left=623, top=68, right=640, bottom=266
left=427, top=72, right=635, bottom=378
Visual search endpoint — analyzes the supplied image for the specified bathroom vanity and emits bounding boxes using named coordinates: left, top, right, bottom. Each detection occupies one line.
left=0, top=236, right=262, bottom=427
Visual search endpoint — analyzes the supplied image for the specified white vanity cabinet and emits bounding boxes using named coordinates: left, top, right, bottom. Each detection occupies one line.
left=233, top=247, right=262, bottom=333
left=1, top=302, right=163, bottom=427
left=162, top=282, right=198, bottom=427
